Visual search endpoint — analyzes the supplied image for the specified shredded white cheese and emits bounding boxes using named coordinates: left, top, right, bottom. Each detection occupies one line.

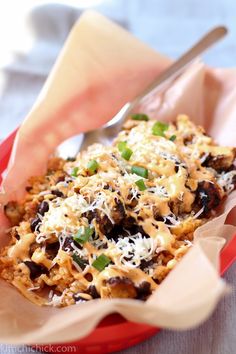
left=114, top=233, right=157, bottom=268
left=217, top=170, right=236, bottom=193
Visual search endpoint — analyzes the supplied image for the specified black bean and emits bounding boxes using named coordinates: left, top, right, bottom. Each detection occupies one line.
left=96, top=212, right=113, bottom=235
left=123, top=216, right=136, bottom=228
left=126, top=223, right=149, bottom=238
left=62, top=237, right=78, bottom=252
left=84, top=273, right=93, bottom=282
left=126, top=193, right=139, bottom=207
left=136, top=281, right=151, bottom=301
left=106, top=221, right=150, bottom=241
left=202, top=153, right=235, bottom=172
left=24, top=261, right=48, bottom=280
left=162, top=216, right=173, bottom=226
left=175, top=165, right=179, bottom=173
left=87, top=285, right=100, bottom=299
left=45, top=242, right=60, bottom=259
left=51, top=189, right=64, bottom=198
left=107, top=276, right=133, bottom=286
left=195, top=181, right=221, bottom=214
left=140, top=259, right=151, bottom=270
left=124, top=256, right=133, bottom=261
left=30, top=217, right=41, bottom=232
left=38, top=201, right=49, bottom=216
left=83, top=210, right=96, bottom=223
left=153, top=211, right=164, bottom=222
left=105, top=225, right=124, bottom=241
left=112, top=199, right=126, bottom=224
left=123, top=216, right=149, bottom=236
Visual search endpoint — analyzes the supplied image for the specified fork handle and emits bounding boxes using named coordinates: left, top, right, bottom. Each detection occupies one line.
left=132, top=26, right=227, bottom=106
left=106, top=26, right=227, bottom=132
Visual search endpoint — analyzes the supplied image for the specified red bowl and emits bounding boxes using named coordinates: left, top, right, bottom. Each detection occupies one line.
left=1, top=129, right=236, bottom=354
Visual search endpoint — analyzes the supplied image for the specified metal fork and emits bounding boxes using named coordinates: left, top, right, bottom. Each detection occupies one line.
left=57, top=26, right=227, bottom=158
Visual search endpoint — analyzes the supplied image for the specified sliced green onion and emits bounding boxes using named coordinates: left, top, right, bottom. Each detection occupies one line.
left=121, top=147, right=133, bottom=161
left=131, top=113, right=149, bottom=121
left=71, top=167, right=79, bottom=177
left=152, top=121, right=169, bottom=137
left=118, top=141, right=133, bottom=161
left=87, top=159, right=99, bottom=175
left=72, top=254, right=87, bottom=270
left=118, top=141, right=127, bottom=152
left=92, top=254, right=111, bottom=271
left=135, top=179, right=147, bottom=191
left=169, top=135, right=176, bottom=142
left=131, top=165, right=148, bottom=179
left=74, top=226, right=94, bottom=244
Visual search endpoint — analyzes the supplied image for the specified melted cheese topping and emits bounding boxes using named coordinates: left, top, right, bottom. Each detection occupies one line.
left=8, top=233, right=35, bottom=260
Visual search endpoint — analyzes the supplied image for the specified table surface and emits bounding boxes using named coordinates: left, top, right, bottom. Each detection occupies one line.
left=0, top=1, right=235, bottom=353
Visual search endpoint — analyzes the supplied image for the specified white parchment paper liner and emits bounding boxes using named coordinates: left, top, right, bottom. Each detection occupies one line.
left=0, top=11, right=236, bottom=344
